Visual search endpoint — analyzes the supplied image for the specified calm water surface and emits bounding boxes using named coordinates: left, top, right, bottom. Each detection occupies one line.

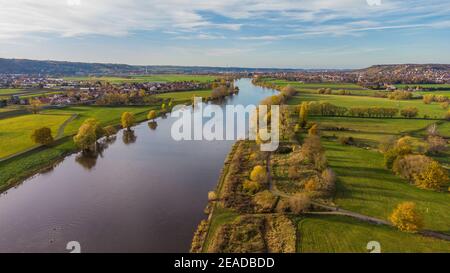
left=0, top=79, right=277, bottom=252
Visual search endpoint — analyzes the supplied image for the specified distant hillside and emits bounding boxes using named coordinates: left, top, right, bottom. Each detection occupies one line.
left=355, top=64, right=450, bottom=84
left=0, top=58, right=304, bottom=76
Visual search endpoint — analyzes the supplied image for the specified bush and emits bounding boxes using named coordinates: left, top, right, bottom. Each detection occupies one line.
left=243, top=180, right=261, bottom=194
left=208, top=191, right=218, bottom=201
left=289, top=193, right=311, bottom=214
left=389, top=202, right=423, bottom=232
left=400, top=107, right=419, bottom=118
left=321, top=168, right=336, bottom=193
left=414, top=161, right=449, bottom=191
left=253, top=190, right=277, bottom=212
left=250, top=165, right=267, bottom=183
left=338, top=136, right=355, bottom=145
left=304, top=178, right=320, bottom=192
left=392, top=154, right=433, bottom=182
left=31, top=127, right=54, bottom=146
left=445, top=109, right=450, bottom=121
left=103, top=125, right=117, bottom=138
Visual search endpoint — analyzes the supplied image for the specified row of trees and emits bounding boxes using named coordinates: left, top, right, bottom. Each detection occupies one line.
left=305, top=101, right=419, bottom=118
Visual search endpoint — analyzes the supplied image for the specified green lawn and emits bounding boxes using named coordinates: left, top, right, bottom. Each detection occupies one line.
left=155, top=90, right=212, bottom=102
left=0, top=113, right=72, bottom=158
left=44, top=105, right=160, bottom=135
left=64, top=74, right=217, bottom=83
left=311, top=116, right=439, bottom=143
left=287, top=93, right=447, bottom=118
left=297, top=215, right=450, bottom=253
left=0, top=89, right=23, bottom=95
left=324, top=139, right=450, bottom=233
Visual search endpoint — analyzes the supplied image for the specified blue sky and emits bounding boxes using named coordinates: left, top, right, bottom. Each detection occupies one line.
left=0, top=0, right=449, bottom=68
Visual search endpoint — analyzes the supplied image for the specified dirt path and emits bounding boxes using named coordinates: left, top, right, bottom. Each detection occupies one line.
left=56, top=114, right=78, bottom=138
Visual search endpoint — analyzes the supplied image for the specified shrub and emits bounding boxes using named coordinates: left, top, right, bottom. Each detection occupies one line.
left=147, top=110, right=157, bottom=120
left=422, top=94, right=434, bottom=104
left=289, top=193, right=311, bottom=214
left=414, top=161, right=449, bottom=191
left=243, top=180, right=261, bottom=194
left=208, top=191, right=218, bottom=201
left=103, top=125, right=117, bottom=138
left=392, top=154, right=433, bottom=182
left=338, top=136, right=355, bottom=145
left=321, top=168, right=336, bottom=193
left=389, top=202, right=423, bottom=232
left=31, top=127, right=54, bottom=146
left=250, top=165, right=267, bottom=183
left=253, top=190, right=277, bottom=212
left=440, top=101, right=449, bottom=109
left=400, top=107, right=419, bottom=118
left=427, top=135, right=447, bottom=155
left=304, top=178, right=320, bottom=192
left=445, top=109, right=450, bottom=121
left=388, top=90, right=413, bottom=100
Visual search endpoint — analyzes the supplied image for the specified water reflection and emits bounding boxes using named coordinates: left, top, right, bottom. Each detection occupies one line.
left=75, top=138, right=116, bottom=170
left=122, top=130, right=137, bottom=145
left=148, top=121, right=158, bottom=130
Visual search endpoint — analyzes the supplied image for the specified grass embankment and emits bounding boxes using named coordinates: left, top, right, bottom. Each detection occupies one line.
left=155, top=89, right=212, bottom=103
left=297, top=215, right=450, bottom=253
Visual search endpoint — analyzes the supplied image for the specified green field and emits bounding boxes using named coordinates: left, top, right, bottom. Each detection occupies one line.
left=0, top=89, right=25, bottom=95
left=64, top=74, right=217, bottom=83
left=415, top=90, right=450, bottom=98
left=297, top=215, right=450, bottom=253
left=324, top=139, right=450, bottom=233
left=155, top=89, right=212, bottom=102
left=0, top=113, right=72, bottom=158
left=395, top=84, right=450, bottom=89
left=261, top=79, right=363, bottom=90
left=287, top=93, right=447, bottom=118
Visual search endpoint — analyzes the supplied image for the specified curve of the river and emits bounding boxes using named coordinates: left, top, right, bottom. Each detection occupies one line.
left=0, top=78, right=277, bottom=252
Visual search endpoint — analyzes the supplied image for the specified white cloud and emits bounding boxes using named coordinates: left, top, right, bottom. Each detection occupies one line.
left=0, top=0, right=448, bottom=40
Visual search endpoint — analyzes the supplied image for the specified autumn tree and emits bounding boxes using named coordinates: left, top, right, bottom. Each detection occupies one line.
left=427, top=135, right=447, bottom=155
left=103, top=125, right=117, bottom=138
left=422, top=94, right=434, bottom=104
left=299, top=102, right=308, bottom=128
left=308, top=123, right=318, bottom=136
left=400, top=107, right=419, bottom=118
left=250, top=165, right=267, bottom=184
left=31, top=127, right=53, bottom=146
left=28, top=99, right=42, bottom=114
left=147, top=110, right=157, bottom=121
left=74, top=119, right=101, bottom=151
left=414, top=161, right=449, bottom=191
left=389, top=202, right=423, bottom=232
left=121, top=112, right=135, bottom=130
left=289, top=193, right=311, bottom=214
left=445, top=109, right=450, bottom=121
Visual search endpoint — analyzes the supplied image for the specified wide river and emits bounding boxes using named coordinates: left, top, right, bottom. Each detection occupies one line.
left=0, top=78, right=277, bottom=252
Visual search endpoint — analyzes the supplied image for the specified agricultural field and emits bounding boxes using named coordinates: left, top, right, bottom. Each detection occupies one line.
left=323, top=139, right=450, bottom=233
left=0, top=88, right=25, bottom=95
left=0, top=113, right=72, bottom=158
left=155, top=89, right=212, bottom=102
left=260, top=79, right=363, bottom=90
left=395, top=84, right=450, bottom=89
left=297, top=215, right=450, bottom=253
left=287, top=93, right=447, bottom=119
left=64, top=74, right=217, bottom=83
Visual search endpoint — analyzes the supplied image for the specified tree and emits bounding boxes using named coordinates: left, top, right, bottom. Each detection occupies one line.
left=308, top=123, right=318, bottom=136
left=422, top=94, right=434, bottom=104
left=103, top=125, right=117, bottom=138
left=31, top=127, right=53, bottom=146
left=74, top=120, right=98, bottom=151
left=28, top=99, right=42, bottom=114
left=414, top=161, right=449, bottom=191
left=289, top=193, right=311, bottom=214
left=147, top=110, right=157, bottom=121
left=427, top=135, right=447, bottom=155
left=250, top=165, right=267, bottom=183
left=400, top=107, right=419, bottom=118
left=243, top=180, right=261, bottom=194
left=389, top=202, right=423, bottom=232
left=445, top=109, right=450, bottom=121
left=121, top=112, right=135, bottom=130
left=299, top=102, right=308, bottom=128
left=161, top=103, right=166, bottom=112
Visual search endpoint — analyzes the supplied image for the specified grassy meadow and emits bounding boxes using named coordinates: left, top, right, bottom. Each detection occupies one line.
left=64, top=74, right=217, bottom=83
left=297, top=215, right=450, bottom=253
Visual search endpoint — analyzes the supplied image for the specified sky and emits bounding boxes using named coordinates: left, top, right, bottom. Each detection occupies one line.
left=0, top=0, right=449, bottom=69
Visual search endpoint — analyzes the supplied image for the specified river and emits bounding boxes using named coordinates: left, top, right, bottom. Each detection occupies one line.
left=0, top=78, right=277, bottom=252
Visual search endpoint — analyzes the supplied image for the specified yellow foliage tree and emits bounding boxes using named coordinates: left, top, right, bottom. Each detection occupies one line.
left=308, top=123, right=318, bottom=136
left=28, top=99, right=42, bottom=114
left=250, top=165, right=267, bottom=183
left=414, top=161, right=449, bottom=191
left=299, top=102, right=308, bottom=128
left=121, top=112, right=135, bottom=130
left=147, top=110, right=157, bottom=121
left=389, top=202, right=423, bottom=232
